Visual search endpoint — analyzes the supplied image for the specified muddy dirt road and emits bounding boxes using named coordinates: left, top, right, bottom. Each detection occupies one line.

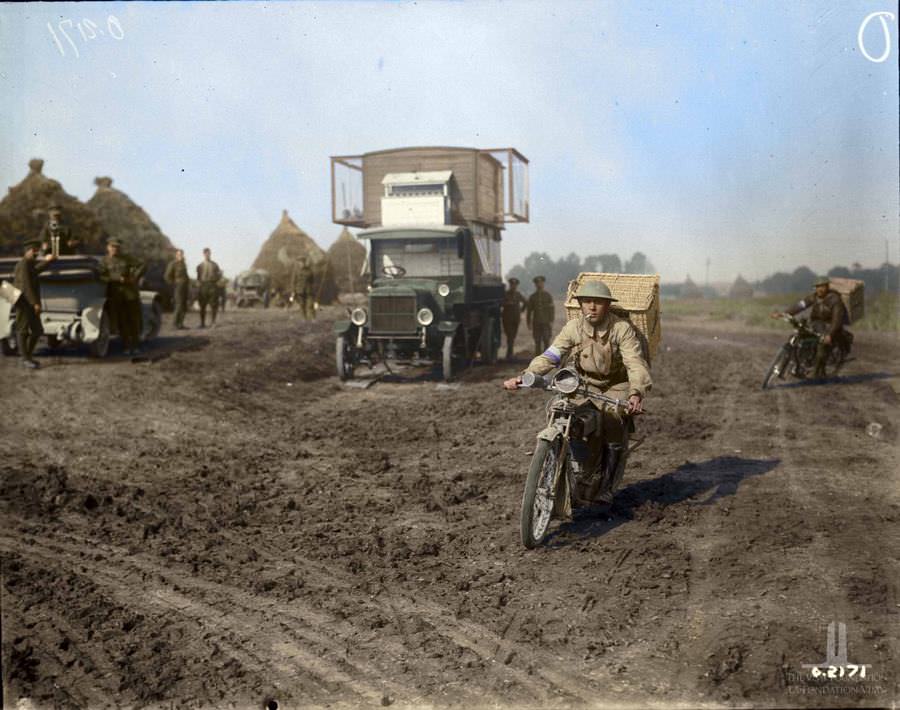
left=2, top=306, right=898, bottom=709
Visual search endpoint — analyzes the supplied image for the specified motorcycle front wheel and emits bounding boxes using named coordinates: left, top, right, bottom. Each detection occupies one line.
left=762, top=345, right=790, bottom=390
left=521, top=438, right=561, bottom=549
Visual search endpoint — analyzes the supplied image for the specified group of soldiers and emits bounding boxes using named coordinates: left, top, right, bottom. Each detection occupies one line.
left=500, top=274, right=556, bottom=360
left=164, top=247, right=226, bottom=329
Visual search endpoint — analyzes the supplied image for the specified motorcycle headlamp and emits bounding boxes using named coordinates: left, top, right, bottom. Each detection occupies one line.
left=416, top=308, right=435, bottom=327
left=437, top=284, right=451, bottom=297
left=551, top=367, right=581, bottom=394
left=521, top=371, right=548, bottom=389
left=350, top=307, right=368, bottom=327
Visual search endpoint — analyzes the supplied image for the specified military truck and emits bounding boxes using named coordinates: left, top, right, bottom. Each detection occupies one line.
left=234, top=269, right=271, bottom=308
left=0, top=255, right=162, bottom=358
left=330, top=146, right=529, bottom=381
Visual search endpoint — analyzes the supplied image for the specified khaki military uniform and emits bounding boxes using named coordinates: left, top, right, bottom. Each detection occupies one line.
left=13, top=256, right=52, bottom=363
left=787, top=290, right=848, bottom=377
left=197, top=259, right=222, bottom=326
left=526, top=290, right=555, bottom=356
left=164, top=259, right=190, bottom=328
left=291, top=259, right=315, bottom=320
left=100, top=253, right=145, bottom=352
left=524, top=312, right=652, bottom=502
left=501, top=288, right=527, bottom=359
left=39, top=223, right=80, bottom=256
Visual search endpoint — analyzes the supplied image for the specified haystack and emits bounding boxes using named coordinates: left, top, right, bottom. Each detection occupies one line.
left=0, top=159, right=106, bottom=255
left=681, top=275, right=704, bottom=299
left=87, top=177, right=178, bottom=290
left=326, top=227, right=367, bottom=294
left=252, top=210, right=337, bottom=303
left=728, top=274, right=754, bottom=299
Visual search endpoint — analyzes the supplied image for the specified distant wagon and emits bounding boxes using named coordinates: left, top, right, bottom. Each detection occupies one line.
left=330, top=146, right=529, bottom=381
left=0, top=255, right=163, bottom=358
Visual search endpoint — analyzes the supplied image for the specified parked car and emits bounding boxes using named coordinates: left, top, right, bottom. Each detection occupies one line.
left=0, top=255, right=163, bottom=358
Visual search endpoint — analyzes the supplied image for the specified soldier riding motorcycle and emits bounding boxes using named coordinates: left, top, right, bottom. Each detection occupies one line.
left=765, top=275, right=852, bottom=387
left=503, top=279, right=652, bottom=548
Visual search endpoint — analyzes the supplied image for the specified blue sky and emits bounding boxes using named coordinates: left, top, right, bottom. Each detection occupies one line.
left=1, top=1, right=897, bottom=282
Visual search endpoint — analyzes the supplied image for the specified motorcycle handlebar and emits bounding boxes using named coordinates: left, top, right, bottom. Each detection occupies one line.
left=516, top=380, right=644, bottom=414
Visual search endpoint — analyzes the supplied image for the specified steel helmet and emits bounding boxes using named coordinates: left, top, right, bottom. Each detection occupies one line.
left=813, top=275, right=830, bottom=287
left=575, top=279, right=618, bottom=301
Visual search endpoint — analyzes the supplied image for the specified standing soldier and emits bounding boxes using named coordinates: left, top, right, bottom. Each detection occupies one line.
left=99, top=238, right=145, bottom=355
left=196, top=247, right=222, bottom=328
left=526, top=275, right=554, bottom=356
left=501, top=276, right=527, bottom=360
left=39, top=205, right=81, bottom=256
left=12, top=239, right=56, bottom=368
left=290, top=255, right=315, bottom=320
left=164, top=249, right=190, bottom=329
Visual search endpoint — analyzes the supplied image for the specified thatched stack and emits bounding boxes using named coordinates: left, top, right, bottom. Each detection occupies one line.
left=252, top=210, right=337, bottom=303
left=326, top=227, right=367, bottom=294
left=86, top=177, right=178, bottom=290
left=728, top=274, right=754, bottom=299
left=0, top=159, right=106, bottom=255
left=681, top=275, right=704, bottom=299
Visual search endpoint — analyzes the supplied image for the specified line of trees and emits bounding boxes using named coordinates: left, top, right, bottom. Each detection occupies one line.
left=755, top=263, right=898, bottom=295
left=506, top=251, right=654, bottom=295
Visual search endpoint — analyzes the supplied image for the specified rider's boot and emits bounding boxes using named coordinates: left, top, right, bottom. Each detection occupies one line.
left=596, top=443, right=625, bottom=504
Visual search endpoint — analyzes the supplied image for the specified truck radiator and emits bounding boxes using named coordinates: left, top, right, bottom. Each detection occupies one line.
left=370, top=295, right=417, bottom=334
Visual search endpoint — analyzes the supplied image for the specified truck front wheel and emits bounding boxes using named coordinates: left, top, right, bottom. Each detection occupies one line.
left=336, top=335, right=355, bottom=380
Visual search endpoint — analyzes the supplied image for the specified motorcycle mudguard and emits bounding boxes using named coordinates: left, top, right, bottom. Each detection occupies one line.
left=534, top=429, right=573, bottom=519
left=333, top=319, right=352, bottom=336
left=536, top=426, right=560, bottom=443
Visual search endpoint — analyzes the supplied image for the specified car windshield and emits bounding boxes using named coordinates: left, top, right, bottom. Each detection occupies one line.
left=373, top=237, right=462, bottom=278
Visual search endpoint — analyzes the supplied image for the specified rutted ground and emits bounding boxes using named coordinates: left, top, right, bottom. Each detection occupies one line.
left=2, top=306, right=898, bottom=709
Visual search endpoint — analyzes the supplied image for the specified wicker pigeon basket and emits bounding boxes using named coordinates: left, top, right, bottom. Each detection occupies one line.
left=565, top=272, right=661, bottom=361
left=828, top=277, right=865, bottom=324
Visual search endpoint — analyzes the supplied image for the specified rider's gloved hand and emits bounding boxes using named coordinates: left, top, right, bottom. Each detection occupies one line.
left=627, top=394, right=643, bottom=414
left=503, top=376, right=522, bottom=391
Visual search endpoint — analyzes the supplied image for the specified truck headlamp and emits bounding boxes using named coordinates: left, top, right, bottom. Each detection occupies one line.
left=416, top=308, right=435, bottom=326
left=350, top=307, right=368, bottom=326
left=437, top=284, right=451, bottom=297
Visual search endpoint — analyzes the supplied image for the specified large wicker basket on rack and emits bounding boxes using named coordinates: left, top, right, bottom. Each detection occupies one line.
left=564, top=272, right=661, bottom=362
left=828, top=277, right=865, bottom=324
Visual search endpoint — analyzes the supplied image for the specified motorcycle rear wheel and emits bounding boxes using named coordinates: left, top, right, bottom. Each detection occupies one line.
left=762, top=345, right=790, bottom=389
left=521, top=438, right=561, bottom=549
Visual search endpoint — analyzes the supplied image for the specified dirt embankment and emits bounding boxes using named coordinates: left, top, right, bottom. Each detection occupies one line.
left=2, top=308, right=898, bottom=709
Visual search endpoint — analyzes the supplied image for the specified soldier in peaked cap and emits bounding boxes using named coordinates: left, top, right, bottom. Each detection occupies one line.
left=12, top=238, right=57, bottom=368
left=526, top=275, right=555, bottom=356
left=196, top=248, right=223, bottom=327
left=38, top=204, right=81, bottom=256
left=99, top=238, right=145, bottom=355
left=772, top=275, right=849, bottom=378
left=164, top=249, right=190, bottom=329
left=501, top=276, right=527, bottom=360
left=504, top=278, right=652, bottom=505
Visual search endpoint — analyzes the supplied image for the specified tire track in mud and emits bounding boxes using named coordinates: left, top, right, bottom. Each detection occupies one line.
left=1, top=525, right=602, bottom=706
left=0, top=531, right=423, bottom=707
